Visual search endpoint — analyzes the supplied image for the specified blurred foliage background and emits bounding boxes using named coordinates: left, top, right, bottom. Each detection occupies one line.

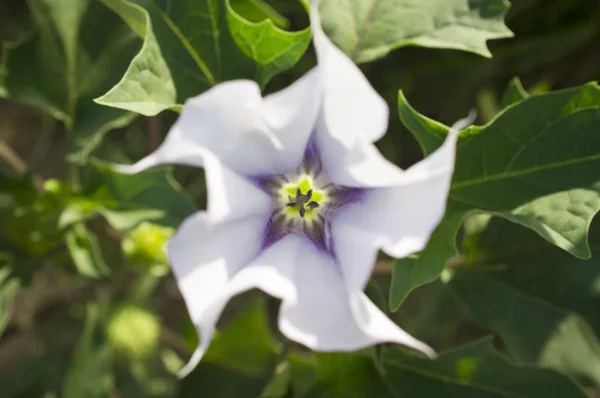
left=0, top=0, right=600, bottom=396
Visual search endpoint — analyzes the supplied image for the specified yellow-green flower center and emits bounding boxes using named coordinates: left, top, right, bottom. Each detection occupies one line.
left=278, top=176, right=327, bottom=222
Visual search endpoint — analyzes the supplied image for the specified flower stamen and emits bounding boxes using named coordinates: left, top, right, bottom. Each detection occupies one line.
left=286, top=187, right=320, bottom=218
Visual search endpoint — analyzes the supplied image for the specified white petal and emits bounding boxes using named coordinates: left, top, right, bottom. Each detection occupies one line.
left=330, top=217, right=381, bottom=291
left=167, top=211, right=269, bottom=377
left=331, top=131, right=458, bottom=293
left=202, top=151, right=272, bottom=223
left=328, top=112, right=476, bottom=290
left=278, top=236, right=434, bottom=357
left=118, top=77, right=320, bottom=177
left=175, top=234, right=303, bottom=377
left=315, top=117, right=406, bottom=187
left=311, top=1, right=388, bottom=145
left=309, top=0, right=399, bottom=187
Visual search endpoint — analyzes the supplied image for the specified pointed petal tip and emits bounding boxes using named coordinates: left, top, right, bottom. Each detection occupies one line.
left=176, top=345, right=207, bottom=379
left=450, top=108, right=477, bottom=135
left=111, top=162, right=144, bottom=175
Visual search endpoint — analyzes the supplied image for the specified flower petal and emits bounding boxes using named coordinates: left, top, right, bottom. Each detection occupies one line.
left=311, top=1, right=389, bottom=144
left=326, top=111, right=476, bottom=291
left=331, top=128, right=463, bottom=290
left=175, top=233, right=303, bottom=377
left=315, top=118, right=406, bottom=187
left=278, top=235, right=434, bottom=357
left=202, top=151, right=272, bottom=223
left=169, top=211, right=269, bottom=377
left=118, top=77, right=320, bottom=177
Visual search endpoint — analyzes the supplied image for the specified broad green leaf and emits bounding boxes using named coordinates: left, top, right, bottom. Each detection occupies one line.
left=227, top=1, right=311, bottom=85
left=383, top=338, right=587, bottom=397
left=318, top=0, right=513, bottom=63
left=95, top=0, right=178, bottom=116
left=390, top=208, right=465, bottom=310
left=1, top=0, right=140, bottom=161
left=229, top=0, right=289, bottom=28
left=391, top=83, right=600, bottom=308
left=179, top=298, right=281, bottom=398
left=303, top=339, right=586, bottom=397
left=65, top=223, right=111, bottom=278
left=63, top=160, right=196, bottom=231
left=449, top=217, right=600, bottom=385
left=97, top=0, right=311, bottom=116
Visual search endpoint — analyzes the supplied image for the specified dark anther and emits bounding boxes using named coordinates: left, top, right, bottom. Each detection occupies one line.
left=286, top=195, right=296, bottom=207
left=286, top=187, right=319, bottom=218
left=307, top=201, right=319, bottom=210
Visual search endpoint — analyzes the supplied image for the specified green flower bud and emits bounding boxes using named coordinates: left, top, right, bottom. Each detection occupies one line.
left=122, top=222, right=174, bottom=275
left=106, top=305, right=160, bottom=360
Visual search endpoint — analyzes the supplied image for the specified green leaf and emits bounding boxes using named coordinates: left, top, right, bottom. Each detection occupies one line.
left=303, top=352, right=394, bottom=398
left=449, top=217, right=600, bottom=385
left=0, top=259, right=21, bottom=337
left=180, top=298, right=281, bottom=398
left=65, top=223, right=111, bottom=278
left=64, top=160, right=196, bottom=231
left=95, top=0, right=178, bottom=116
left=0, top=172, right=64, bottom=256
left=229, top=0, right=289, bottom=28
left=500, top=76, right=529, bottom=108
left=390, top=209, right=465, bottom=310
left=303, top=339, right=586, bottom=397
left=318, top=0, right=513, bottom=63
left=97, top=0, right=311, bottom=116
left=391, top=83, right=600, bottom=308
left=1, top=0, right=140, bottom=161
left=383, top=338, right=587, bottom=397
left=63, top=304, right=113, bottom=398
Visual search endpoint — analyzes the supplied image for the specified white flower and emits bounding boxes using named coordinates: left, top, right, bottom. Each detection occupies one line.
left=118, top=1, right=474, bottom=377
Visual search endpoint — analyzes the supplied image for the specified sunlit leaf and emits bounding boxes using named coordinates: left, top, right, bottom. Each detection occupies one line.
left=391, top=83, right=600, bottom=308
left=318, top=0, right=513, bottom=63
left=97, top=0, right=310, bottom=116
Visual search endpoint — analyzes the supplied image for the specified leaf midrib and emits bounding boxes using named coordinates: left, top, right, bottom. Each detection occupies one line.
left=451, top=152, right=600, bottom=190
left=151, top=0, right=217, bottom=86
left=350, top=0, right=381, bottom=60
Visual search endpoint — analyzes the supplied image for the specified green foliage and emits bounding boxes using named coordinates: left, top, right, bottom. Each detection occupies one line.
left=391, top=82, right=600, bottom=308
left=96, top=0, right=311, bottom=116
left=1, top=0, right=139, bottom=161
left=318, top=0, right=513, bottom=63
left=1, top=0, right=600, bottom=396
left=66, top=223, right=110, bottom=278
left=179, top=298, right=281, bottom=398
left=449, top=216, right=600, bottom=385
left=305, top=339, right=586, bottom=397
left=63, top=161, right=196, bottom=231
left=0, top=263, right=21, bottom=337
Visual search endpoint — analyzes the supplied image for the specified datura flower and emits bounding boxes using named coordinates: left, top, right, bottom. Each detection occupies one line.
left=118, top=2, right=473, bottom=377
